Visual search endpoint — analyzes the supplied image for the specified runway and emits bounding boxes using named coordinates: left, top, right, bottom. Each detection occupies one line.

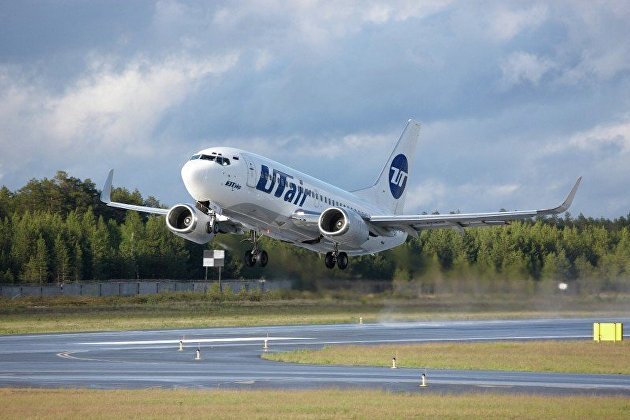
left=1, top=318, right=628, bottom=395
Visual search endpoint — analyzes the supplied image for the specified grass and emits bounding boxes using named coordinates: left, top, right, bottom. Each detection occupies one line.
left=1, top=292, right=629, bottom=335
left=263, top=340, right=630, bottom=374
left=1, top=388, right=629, bottom=419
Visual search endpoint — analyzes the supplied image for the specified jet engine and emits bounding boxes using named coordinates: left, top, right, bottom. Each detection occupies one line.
left=166, top=204, right=215, bottom=244
left=318, top=207, right=369, bottom=247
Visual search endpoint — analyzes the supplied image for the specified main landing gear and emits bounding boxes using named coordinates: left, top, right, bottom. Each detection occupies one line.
left=325, top=244, right=348, bottom=270
left=244, top=230, right=268, bottom=268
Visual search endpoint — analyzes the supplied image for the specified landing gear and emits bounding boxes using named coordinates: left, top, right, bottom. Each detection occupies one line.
left=244, top=230, right=268, bottom=268
left=324, top=244, right=349, bottom=270
left=244, top=250, right=256, bottom=267
left=206, top=214, right=219, bottom=234
left=337, top=252, right=348, bottom=270
left=325, top=252, right=336, bottom=269
left=259, top=250, right=269, bottom=267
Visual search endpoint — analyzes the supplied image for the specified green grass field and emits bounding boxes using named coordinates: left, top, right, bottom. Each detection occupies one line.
left=1, top=388, right=628, bottom=419
left=263, top=340, right=630, bottom=374
left=1, top=292, right=629, bottom=335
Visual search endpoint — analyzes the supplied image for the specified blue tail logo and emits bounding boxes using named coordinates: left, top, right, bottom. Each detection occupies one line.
left=389, top=154, right=408, bottom=199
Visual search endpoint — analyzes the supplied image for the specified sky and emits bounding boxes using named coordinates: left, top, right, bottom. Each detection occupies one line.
left=1, top=0, right=629, bottom=218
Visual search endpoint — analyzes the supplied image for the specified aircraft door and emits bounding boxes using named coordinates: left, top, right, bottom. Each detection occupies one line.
left=241, top=154, right=258, bottom=188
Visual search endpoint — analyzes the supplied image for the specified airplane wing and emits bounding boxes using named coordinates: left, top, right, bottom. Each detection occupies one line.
left=100, top=169, right=169, bottom=215
left=367, top=177, right=582, bottom=235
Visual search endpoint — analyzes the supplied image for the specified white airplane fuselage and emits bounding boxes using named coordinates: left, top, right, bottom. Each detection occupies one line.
left=181, top=147, right=407, bottom=256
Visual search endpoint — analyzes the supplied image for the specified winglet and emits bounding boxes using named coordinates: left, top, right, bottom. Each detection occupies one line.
left=538, top=177, right=582, bottom=216
left=100, top=169, right=114, bottom=204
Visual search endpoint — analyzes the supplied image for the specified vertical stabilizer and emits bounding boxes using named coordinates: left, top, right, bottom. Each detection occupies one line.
left=353, top=120, right=420, bottom=214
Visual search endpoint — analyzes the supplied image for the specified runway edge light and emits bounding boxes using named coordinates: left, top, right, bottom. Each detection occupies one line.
left=420, top=373, right=428, bottom=387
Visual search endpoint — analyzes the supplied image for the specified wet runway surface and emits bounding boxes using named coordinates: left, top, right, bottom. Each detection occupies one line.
left=1, top=318, right=628, bottom=395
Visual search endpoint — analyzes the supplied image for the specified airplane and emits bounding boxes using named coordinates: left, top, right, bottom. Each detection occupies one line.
left=100, top=119, right=581, bottom=270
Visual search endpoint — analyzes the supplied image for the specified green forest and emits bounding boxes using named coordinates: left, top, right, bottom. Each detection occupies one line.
left=1, top=171, right=629, bottom=294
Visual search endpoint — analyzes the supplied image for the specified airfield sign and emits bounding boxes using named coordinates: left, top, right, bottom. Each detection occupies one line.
left=203, top=250, right=225, bottom=267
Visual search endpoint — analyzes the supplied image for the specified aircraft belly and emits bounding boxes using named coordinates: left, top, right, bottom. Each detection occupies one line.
left=223, top=203, right=319, bottom=243
left=222, top=202, right=407, bottom=256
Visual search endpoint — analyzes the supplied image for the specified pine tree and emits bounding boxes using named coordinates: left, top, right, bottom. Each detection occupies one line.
left=54, top=234, right=70, bottom=283
left=72, top=242, right=83, bottom=282
left=119, top=211, right=144, bottom=279
left=21, top=235, right=49, bottom=283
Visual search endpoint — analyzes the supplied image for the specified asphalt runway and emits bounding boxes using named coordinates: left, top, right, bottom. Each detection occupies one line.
left=1, top=318, right=629, bottom=395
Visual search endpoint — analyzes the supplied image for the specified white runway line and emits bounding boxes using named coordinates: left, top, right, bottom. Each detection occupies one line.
left=79, top=337, right=313, bottom=346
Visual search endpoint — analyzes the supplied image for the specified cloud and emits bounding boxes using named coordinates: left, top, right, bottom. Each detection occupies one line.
left=45, top=53, right=238, bottom=152
left=0, top=52, right=238, bottom=188
left=552, top=3, right=630, bottom=85
left=211, top=0, right=452, bottom=46
left=500, top=51, right=555, bottom=88
left=405, top=179, right=522, bottom=213
left=541, top=117, right=630, bottom=156
left=488, top=4, right=548, bottom=41
left=568, top=119, right=630, bottom=154
left=559, top=48, right=630, bottom=85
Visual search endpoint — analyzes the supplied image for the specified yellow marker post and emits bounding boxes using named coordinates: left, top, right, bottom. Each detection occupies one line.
left=593, top=322, right=623, bottom=342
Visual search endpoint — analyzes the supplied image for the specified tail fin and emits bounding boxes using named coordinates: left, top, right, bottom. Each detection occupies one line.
left=353, top=119, right=420, bottom=214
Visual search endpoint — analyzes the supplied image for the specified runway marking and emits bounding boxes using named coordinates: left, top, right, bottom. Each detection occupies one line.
left=79, top=337, right=313, bottom=346
left=57, top=351, right=115, bottom=363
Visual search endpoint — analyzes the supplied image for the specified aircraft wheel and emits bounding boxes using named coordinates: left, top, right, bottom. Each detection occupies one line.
left=324, top=252, right=336, bottom=269
left=259, top=250, right=269, bottom=267
left=337, top=252, right=349, bottom=270
left=244, top=250, right=257, bottom=267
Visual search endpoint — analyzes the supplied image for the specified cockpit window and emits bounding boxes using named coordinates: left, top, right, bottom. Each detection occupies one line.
left=194, top=153, right=231, bottom=166
left=216, top=157, right=230, bottom=166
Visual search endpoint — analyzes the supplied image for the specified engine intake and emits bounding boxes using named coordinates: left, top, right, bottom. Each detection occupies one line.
left=318, top=207, right=369, bottom=247
left=166, top=204, right=215, bottom=244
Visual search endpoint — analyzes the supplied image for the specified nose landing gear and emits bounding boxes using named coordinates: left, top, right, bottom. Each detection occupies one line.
left=244, top=230, right=268, bottom=267
left=325, top=244, right=349, bottom=270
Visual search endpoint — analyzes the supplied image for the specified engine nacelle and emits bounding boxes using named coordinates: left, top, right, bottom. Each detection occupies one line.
left=166, top=204, right=215, bottom=244
left=318, top=207, right=369, bottom=247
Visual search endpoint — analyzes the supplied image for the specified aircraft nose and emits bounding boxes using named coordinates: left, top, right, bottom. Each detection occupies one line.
left=181, top=160, right=210, bottom=200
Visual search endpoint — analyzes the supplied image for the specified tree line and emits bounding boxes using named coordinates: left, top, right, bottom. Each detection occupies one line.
left=1, top=171, right=629, bottom=294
